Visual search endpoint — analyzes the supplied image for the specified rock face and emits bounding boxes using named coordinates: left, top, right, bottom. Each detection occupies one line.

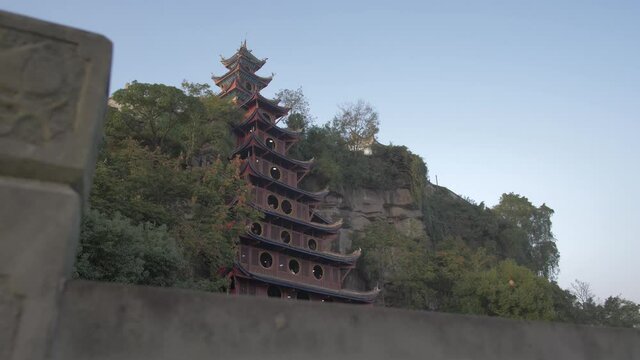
left=318, top=187, right=428, bottom=252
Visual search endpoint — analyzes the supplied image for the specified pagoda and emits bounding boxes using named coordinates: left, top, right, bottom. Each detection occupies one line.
left=214, top=42, right=379, bottom=303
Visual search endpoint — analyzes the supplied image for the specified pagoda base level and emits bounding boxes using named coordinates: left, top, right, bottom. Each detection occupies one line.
left=231, top=277, right=367, bottom=304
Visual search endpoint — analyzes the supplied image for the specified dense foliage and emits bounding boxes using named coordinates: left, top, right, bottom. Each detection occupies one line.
left=423, top=188, right=559, bottom=279
left=76, top=82, right=256, bottom=290
left=78, top=84, right=638, bottom=328
left=291, top=124, right=428, bottom=204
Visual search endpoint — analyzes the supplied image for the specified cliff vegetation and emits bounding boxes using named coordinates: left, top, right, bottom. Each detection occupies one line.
left=77, top=82, right=639, bottom=328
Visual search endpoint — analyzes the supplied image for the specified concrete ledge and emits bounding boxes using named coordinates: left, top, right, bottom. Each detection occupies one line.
left=54, top=280, right=639, bottom=360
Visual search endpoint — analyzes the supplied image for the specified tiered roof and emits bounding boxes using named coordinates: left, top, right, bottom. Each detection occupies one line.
left=216, top=42, right=379, bottom=303
left=220, top=41, right=267, bottom=72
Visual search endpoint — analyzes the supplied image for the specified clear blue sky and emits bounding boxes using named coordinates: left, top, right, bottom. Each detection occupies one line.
left=6, top=0, right=639, bottom=302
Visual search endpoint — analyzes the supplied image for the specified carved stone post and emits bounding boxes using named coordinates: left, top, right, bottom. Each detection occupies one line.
left=0, top=11, right=111, bottom=360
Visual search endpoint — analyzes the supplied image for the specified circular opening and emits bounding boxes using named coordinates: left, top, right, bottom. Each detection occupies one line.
left=267, top=195, right=279, bottom=210
left=267, top=285, right=281, bottom=298
left=297, top=292, right=310, bottom=301
left=260, top=252, right=273, bottom=268
left=250, top=222, right=262, bottom=236
left=281, top=200, right=292, bottom=215
left=270, top=166, right=281, bottom=180
left=288, top=259, right=300, bottom=274
left=266, top=138, right=276, bottom=150
left=281, top=230, right=291, bottom=244
left=308, top=238, right=317, bottom=250
left=246, top=82, right=253, bottom=92
left=313, top=265, right=324, bottom=280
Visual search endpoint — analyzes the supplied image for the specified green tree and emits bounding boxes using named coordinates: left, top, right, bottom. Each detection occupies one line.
left=353, top=221, right=433, bottom=309
left=331, top=100, right=379, bottom=152
left=75, top=209, right=184, bottom=286
left=110, top=81, right=202, bottom=157
left=493, top=193, right=559, bottom=279
left=81, top=82, right=256, bottom=290
left=453, top=259, right=556, bottom=321
left=181, top=80, right=214, bottom=97
left=568, top=280, right=640, bottom=328
left=600, top=296, right=640, bottom=328
left=275, top=87, right=313, bottom=131
left=428, top=237, right=496, bottom=311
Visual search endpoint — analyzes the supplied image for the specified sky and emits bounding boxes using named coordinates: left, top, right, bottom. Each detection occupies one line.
left=5, top=0, right=639, bottom=302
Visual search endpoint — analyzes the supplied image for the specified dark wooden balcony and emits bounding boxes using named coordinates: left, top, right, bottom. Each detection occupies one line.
left=248, top=221, right=330, bottom=252
left=249, top=157, right=297, bottom=187
left=252, top=187, right=309, bottom=221
left=236, top=128, right=287, bottom=155
left=239, top=245, right=343, bottom=290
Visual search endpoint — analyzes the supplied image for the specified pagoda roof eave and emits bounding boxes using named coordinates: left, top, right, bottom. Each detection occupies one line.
left=220, top=44, right=266, bottom=70
left=218, top=80, right=252, bottom=100
left=244, top=162, right=328, bottom=202
left=240, top=93, right=289, bottom=118
left=234, top=263, right=380, bottom=303
left=212, top=65, right=273, bottom=87
left=235, top=112, right=302, bottom=139
left=310, top=211, right=334, bottom=225
left=240, top=231, right=361, bottom=265
left=249, top=202, right=342, bottom=233
left=221, top=57, right=266, bottom=70
left=230, top=134, right=314, bottom=170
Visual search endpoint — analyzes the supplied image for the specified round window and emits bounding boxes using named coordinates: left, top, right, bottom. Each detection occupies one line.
left=281, top=200, right=292, bottom=215
left=313, top=265, right=324, bottom=280
left=251, top=222, right=262, bottom=236
left=281, top=230, right=291, bottom=244
left=266, top=138, right=276, bottom=150
left=270, top=166, right=281, bottom=180
left=288, top=259, right=300, bottom=274
left=267, top=195, right=279, bottom=209
left=308, top=238, right=317, bottom=250
left=246, top=82, right=253, bottom=92
left=260, top=252, right=273, bottom=268
left=267, top=285, right=281, bottom=298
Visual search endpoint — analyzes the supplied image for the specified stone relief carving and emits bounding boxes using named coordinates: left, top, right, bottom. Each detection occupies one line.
left=0, top=26, right=85, bottom=145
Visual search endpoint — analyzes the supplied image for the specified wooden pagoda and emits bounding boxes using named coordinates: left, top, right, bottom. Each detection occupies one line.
left=214, top=42, right=379, bottom=303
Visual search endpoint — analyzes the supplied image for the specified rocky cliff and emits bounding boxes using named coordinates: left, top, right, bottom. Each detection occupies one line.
left=318, top=187, right=429, bottom=253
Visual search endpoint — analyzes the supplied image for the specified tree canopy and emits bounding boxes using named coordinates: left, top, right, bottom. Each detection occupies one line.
left=78, top=82, right=256, bottom=291
left=275, top=87, right=313, bottom=131
left=330, top=100, right=379, bottom=152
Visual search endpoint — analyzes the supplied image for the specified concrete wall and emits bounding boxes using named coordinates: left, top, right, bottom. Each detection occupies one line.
left=0, top=10, right=111, bottom=360
left=54, top=280, right=639, bottom=360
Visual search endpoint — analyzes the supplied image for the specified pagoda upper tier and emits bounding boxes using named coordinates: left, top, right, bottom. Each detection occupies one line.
left=214, top=42, right=285, bottom=110
left=220, top=40, right=266, bottom=72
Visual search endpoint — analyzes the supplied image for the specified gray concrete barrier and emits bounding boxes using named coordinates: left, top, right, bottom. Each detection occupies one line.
left=54, top=280, right=639, bottom=360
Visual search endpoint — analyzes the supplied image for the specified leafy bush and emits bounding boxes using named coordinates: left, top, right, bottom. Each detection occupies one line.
left=76, top=210, right=183, bottom=286
left=79, top=82, right=257, bottom=290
